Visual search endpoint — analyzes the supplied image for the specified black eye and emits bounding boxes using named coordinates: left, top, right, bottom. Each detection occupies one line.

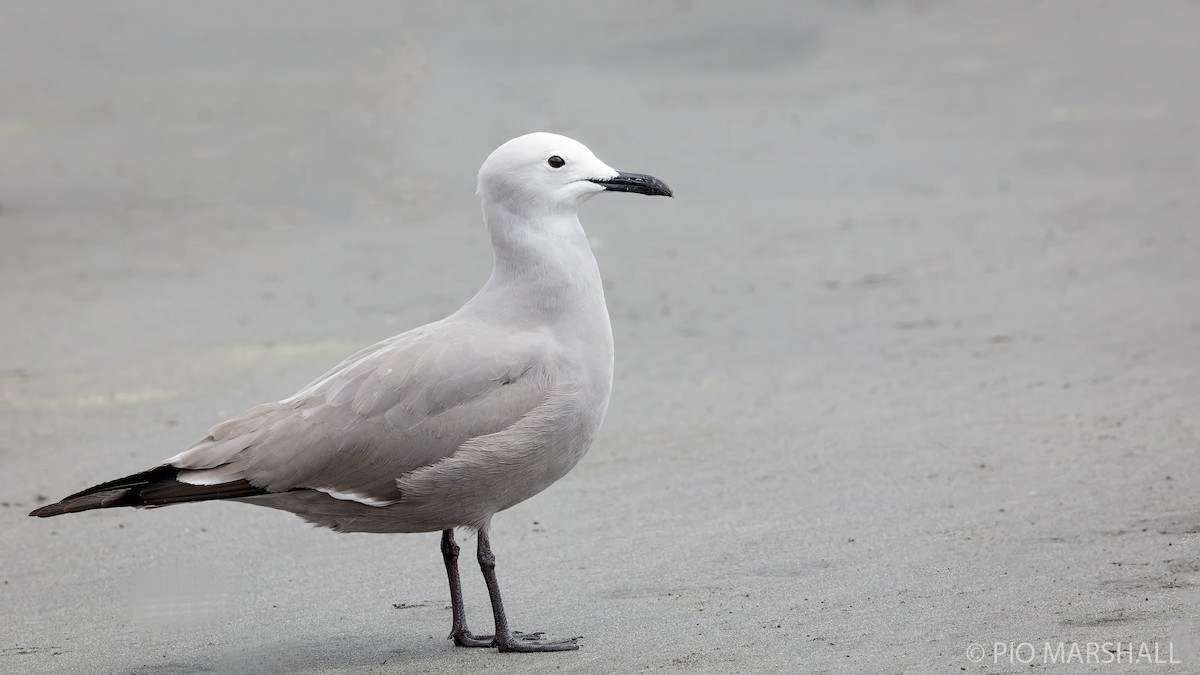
left=547, top=155, right=565, bottom=168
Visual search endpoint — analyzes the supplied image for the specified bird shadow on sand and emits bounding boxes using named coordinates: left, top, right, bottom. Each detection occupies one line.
left=128, top=631, right=491, bottom=674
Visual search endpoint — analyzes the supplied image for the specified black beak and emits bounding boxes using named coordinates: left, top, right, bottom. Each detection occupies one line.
left=590, top=171, right=674, bottom=198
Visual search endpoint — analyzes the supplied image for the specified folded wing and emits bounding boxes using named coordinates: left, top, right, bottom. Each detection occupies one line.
left=169, top=320, right=552, bottom=506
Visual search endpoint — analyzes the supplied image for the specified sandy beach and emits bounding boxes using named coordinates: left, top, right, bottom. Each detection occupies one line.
left=2, top=2, right=1198, bottom=672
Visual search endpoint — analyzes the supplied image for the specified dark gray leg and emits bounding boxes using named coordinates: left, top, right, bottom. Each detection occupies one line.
left=441, top=529, right=494, bottom=647
left=476, top=529, right=579, bottom=652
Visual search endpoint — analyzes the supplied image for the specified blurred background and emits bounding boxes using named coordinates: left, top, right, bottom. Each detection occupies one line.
left=3, top=1, right=1198, bottom=672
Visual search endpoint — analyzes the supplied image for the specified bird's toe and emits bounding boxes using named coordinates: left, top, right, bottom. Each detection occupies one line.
left=496, top=631, right=580, bottom=652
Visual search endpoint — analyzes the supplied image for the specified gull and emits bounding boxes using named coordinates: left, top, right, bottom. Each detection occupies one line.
left=30, top=132, right=672, bottom=653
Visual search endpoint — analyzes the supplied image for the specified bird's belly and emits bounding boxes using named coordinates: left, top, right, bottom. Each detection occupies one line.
left=397, top=388, right=608, bottom=528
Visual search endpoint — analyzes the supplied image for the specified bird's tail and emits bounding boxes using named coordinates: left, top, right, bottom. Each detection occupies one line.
left=29, top=465, right=267, bottom=518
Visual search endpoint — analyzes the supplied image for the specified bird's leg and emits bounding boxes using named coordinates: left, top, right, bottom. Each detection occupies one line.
left=441, top=529, right=495, bottom=647
left=476, top=529, right=579, bottom=652
left=441, top=529, right=557, bottom=649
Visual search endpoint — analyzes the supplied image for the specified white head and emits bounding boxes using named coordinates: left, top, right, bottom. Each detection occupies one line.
left=477, top=132, right=672, bottom=217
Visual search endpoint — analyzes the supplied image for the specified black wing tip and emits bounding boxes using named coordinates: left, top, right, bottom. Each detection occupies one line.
left=27, top=465, right=178, bottom=518
left=27, top=466, right=270, bottom=519
left=29, top=504, right=62, bottom=518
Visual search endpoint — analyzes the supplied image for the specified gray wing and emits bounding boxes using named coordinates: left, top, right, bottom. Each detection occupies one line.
left=167, top=319, right=552, bottom=505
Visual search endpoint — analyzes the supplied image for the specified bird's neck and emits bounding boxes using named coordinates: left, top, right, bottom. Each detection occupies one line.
left=465, top=201, right=609, bottom=332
